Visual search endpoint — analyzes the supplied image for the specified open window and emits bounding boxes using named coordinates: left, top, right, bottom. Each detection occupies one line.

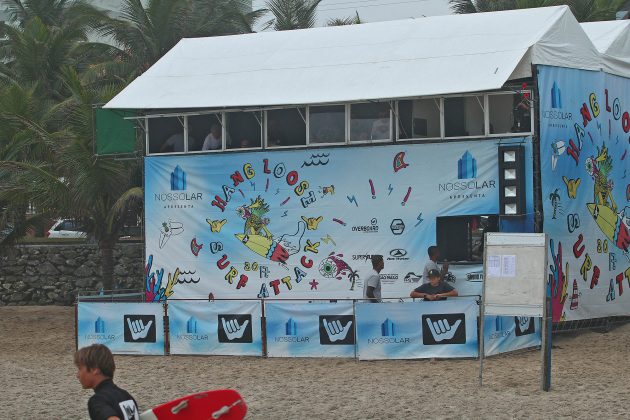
left=226, top=111, right=262, bottom=150
left=350, top=102, right=391, bottom=142
left=266, top=108, right=306, bottom=148
left=436, top=215, right=499, bottom=262
left=147, top=116, right=184, bottom=154
left=398, top=98, right=441, bottom=140
left=488, top=92, right=532, bottom=134
left=309, top=105, right=345, bottom=144
left=444, top=96, right=484, bottom=138
left=188, top=114, right=223, bottom=152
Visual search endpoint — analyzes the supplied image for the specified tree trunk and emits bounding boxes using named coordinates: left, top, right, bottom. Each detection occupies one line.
left=99, top=237, right=116, bottom=290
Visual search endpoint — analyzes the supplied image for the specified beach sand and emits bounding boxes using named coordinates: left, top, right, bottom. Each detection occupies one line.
left=1, top=305, right=628, bottom=419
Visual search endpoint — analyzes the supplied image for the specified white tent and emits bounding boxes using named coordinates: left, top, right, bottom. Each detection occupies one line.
left=105, top=6, right=601, bottom=110
left=581, top=21, right=630, bottom=78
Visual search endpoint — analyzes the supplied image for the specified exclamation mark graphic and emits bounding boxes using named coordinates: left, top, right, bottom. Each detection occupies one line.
left=401, top=187, right=411, bottom=206
left=369, top=179, right=376, bottom=199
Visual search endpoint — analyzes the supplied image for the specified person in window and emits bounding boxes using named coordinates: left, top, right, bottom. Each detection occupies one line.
left=423, top=245, right=449, bottom=284
left=267, top=119, right=286, bottom=146
left=160, top=133, right=184, bottom=153
left=202, top=123, right=222, bottom=150
left=410, top=269, right=458, bottom=300
left=370, top=109, right=390, bottom=140
left=239, top=137, right=252, bottom=148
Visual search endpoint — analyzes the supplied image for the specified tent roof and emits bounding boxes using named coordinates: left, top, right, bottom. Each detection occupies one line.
left=105, top=6, right=601, bottom=110
left=581, top=21, right=630, bottom=77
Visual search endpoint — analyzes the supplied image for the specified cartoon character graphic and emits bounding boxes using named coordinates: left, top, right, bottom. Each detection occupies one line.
left=234, top=196, right=305, bottom=263
left=319, top=185, right=335, bottom=197
left=318, top=252, right=359, bottom=290
left=159, top=220, right=183, bottom=248
left=585, top=145, right=629, bottom=261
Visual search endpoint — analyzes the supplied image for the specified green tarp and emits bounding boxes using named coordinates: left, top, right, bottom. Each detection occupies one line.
left=95, top=108, right=137, bottom=155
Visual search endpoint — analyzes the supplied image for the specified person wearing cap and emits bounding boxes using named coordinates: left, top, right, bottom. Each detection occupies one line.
left=422, top=245, right=449, bottom=284
left=410, top=268, right=458, bottom=300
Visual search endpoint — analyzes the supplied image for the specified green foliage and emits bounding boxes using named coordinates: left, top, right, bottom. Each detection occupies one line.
left=266, top=0, right=322, bottom=31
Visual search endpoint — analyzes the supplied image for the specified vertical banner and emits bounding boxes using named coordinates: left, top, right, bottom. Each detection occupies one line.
left=168, top=300, right=262, bottom=356
left=77, top=303, right=165, bottom=355
left=538, top=65, right=630, bottom=321
left=355, top=299, right=478, bottom=360
left=265, top=302, right=355, bottom=358
left=483, top=315, right=541, bottom=356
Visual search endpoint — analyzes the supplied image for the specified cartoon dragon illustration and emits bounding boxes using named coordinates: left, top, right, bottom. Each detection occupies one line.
left=585, top=144, right=616, bottom=211
left=236, top=196, right=271, bottom=237
left=319, top=252, right=359, bottom=290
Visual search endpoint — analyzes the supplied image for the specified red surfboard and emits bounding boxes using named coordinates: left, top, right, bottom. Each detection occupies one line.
left=139, top=389, right=247, bottom=420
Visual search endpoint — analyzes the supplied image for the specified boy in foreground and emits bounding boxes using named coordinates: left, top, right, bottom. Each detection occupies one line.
left=74, top=344, right=139, bottom=420
left=410, top=269, right=458, bottom=300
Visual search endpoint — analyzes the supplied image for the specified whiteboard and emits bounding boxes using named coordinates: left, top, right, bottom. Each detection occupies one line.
left=483, top=233, right=548, bottom=317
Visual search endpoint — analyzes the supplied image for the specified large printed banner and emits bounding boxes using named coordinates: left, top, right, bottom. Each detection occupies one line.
left=539, top=66, right=630, bottom=321
left=265, top=302, right=355, bottom=358
left=483, top=315, right=541, bottom=357
left=77, top=303, right=165, bottom=355
left=355, top=299, right=478, bottom=360
left=144, top=139, right=532, bottom=301
left=168, top=300, right=262, bottom=356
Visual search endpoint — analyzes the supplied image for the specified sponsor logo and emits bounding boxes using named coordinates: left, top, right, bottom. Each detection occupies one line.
left=124, top=315, right=156, bottom=343
left=154, top=165, right=202, bottom=208
left=274, top=318, right=310, bottom=342
left=458, top=151, right=477, bottom=179
left=404, top=272, right=422, bottom=283
left=352, top=254, right=373, bottom=261
left=489, top=317, right=510, bottom=339
left=175, top=316, right=209, bottom=341
left=319, top=315, right=355, bottom=345
left=186, top=316, right=198, bottom=334
left=367, top=319, right=411, bottom=344
left=218, top=314, right=252, bottom=343
left=84, top=317, right=116, bottom=340
left=171, top=165, right=186, bottom=190
left=422, top=313, right=466, bottom=345
left=514, top=316, right=535, bottom=336
left=390, top=219, right=405, bottom=235
left=351, top=218, right=379, bottom=233
left=379, top=273, right=399, bottom=282
left=551, top=81, right=562, bottom=109
left=466, top=271, right=484, bottom=282
left=388, top=248, right=410, bottom=261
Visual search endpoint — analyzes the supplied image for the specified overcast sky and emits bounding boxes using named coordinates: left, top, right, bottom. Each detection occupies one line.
left=252, top=0, right=453, bottom=28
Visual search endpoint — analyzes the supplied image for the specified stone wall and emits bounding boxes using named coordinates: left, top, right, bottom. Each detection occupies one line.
left=0, top=243, right=144, bottom=306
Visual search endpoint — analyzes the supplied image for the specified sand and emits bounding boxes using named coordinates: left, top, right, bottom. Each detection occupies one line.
left=1, top=306, right=629, bottom=419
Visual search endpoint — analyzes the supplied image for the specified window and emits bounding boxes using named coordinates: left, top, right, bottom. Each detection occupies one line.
left=188, top=114, right=222, bottom=151
left=226, top=111, right=262, bottom=149
left=488, top=92, right=531, bottom=134
left=436, top=215, right=499, bottom=262
left=398, top=99, right=441, bottom=140
left=309, top=105, right=345, bottom=144
left=444, top=96, right=484, bottom=138
left=350, top=102, right=391, bottom=142
left=148, top=116, right=184, bottom=153
left=266, top=108, right=306, bottom=148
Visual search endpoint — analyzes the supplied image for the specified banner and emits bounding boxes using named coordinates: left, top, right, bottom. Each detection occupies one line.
left=265, top=302, right=355, bottom=358
left=355, top=299, right=478, bottom=360
left=77, top=303, right=165, bottom=355
left=483, top=315, right=541, bottom=357
left=144, top=139, right=533, bottom=301
left=168, top=300, right=262, bottom=356
left=538, top=66, right=630, bottom=321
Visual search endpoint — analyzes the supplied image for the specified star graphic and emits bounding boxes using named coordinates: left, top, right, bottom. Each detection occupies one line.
left=309, top=279, right=319, bottom=290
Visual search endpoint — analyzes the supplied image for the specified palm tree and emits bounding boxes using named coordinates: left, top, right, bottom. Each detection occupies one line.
left=449, top=0, right=627, bottom=21
left=327, top=11, right=362, bottom=26
left=266, top=0, right=322, bottom=31
left=92, top=0, right=264, bottom=81
left=0, top=69, right=142, bottom=289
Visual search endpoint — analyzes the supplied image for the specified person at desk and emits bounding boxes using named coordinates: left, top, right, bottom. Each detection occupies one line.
left=410, top=269, right=458, bottom=301
left=160, top=133, right=184, bottom=153
left=202, top=123, right=222, bottom=150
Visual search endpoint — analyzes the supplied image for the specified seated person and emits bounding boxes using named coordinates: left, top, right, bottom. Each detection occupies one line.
left=410, top=269, right=458, bottom=301
left=239, top=138, right=251, bottom=148
left=202, top=123, right=222, bottom=150
left=160, top=132, right=184, bottom=153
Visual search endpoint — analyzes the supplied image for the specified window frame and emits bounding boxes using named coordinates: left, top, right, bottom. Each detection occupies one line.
left=348, top=100, right=393, bottom=144
left=306, top=104, right=348, bottom=146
